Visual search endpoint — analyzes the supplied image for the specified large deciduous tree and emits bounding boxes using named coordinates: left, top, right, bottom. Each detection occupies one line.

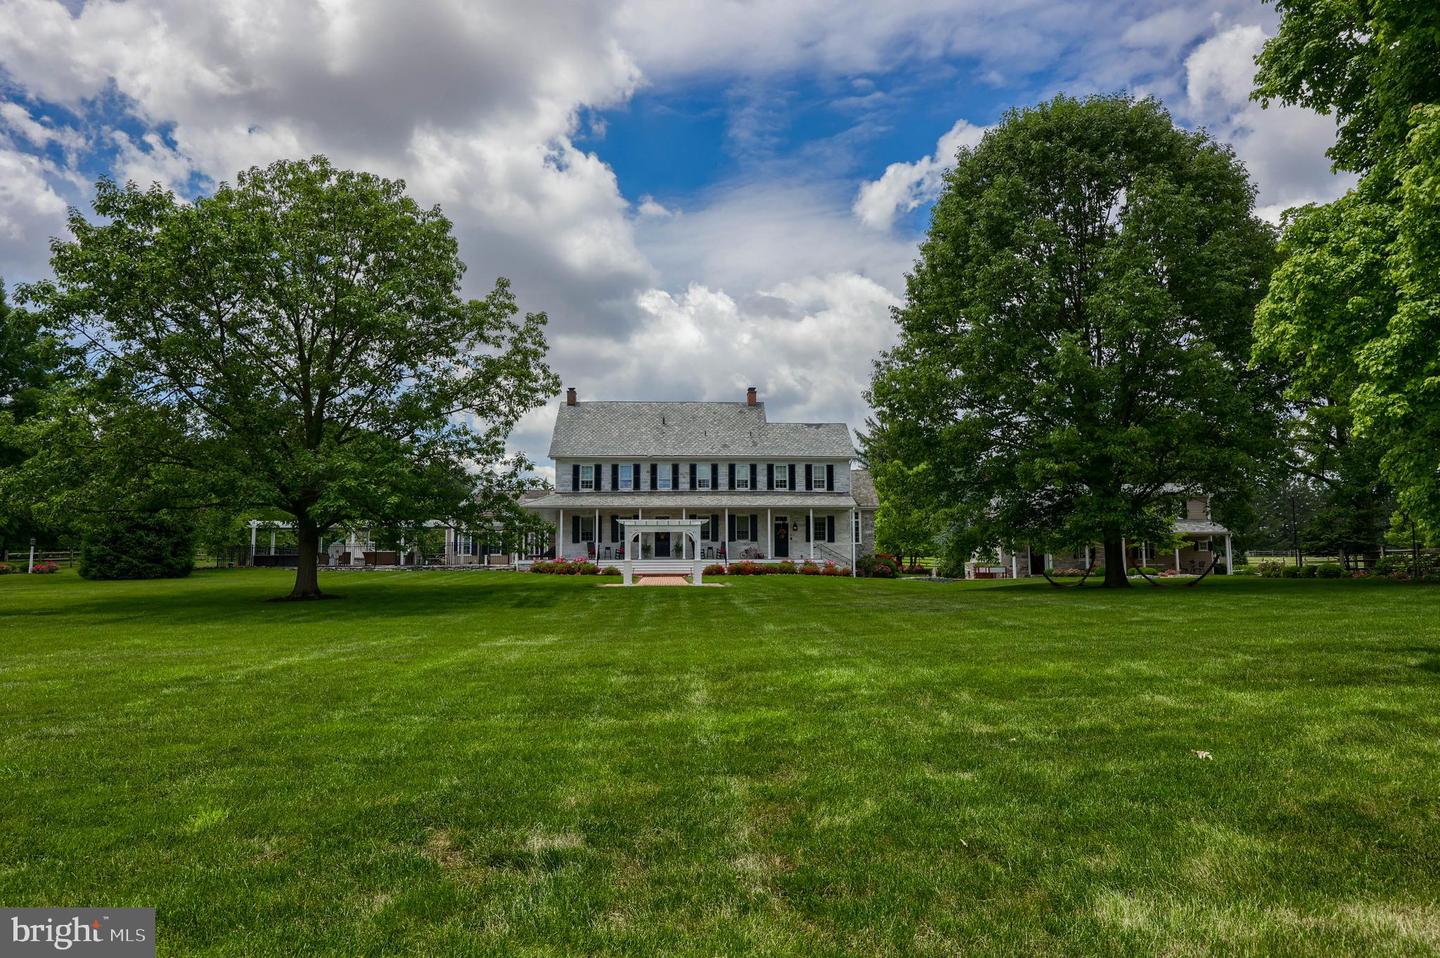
left=18, top=156, right=559, bottom=599
left=867, top=95, right=1280, bottom=588
left=1252, top=2, right=1440, bottom=536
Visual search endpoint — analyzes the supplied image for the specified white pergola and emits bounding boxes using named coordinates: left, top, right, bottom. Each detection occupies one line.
left=617, top=518, right=708, bottom=585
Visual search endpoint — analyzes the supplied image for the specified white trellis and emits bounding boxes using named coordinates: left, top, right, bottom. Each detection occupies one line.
left=617, top=518, right=708, bottom=585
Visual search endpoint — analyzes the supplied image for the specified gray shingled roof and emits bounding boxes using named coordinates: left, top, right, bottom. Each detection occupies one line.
left=849, top=468, right=878, bottom=509
left=548, top=401, right=855, bottom=458
left=523, top=492, right=857, bottom=510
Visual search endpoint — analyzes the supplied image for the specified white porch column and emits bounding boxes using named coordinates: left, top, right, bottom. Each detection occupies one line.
left=594, top=508, right=599, bottom=559
left=1084, top=544, right=1091, bottom=566
left=1174, top=546, right=1181, bottom=570
left=269, top=529, right=276, bottom=556
left=1121, top=537, right=1126, bottom=568
left=557, top=509, right=563, bottom=559
left=400, top=534, right=406, bottom=566
left=767, top=508, right=772, bottom=559
left=809, top=508, right=815, bottom=561
left=1225, top=534, right=1233, bottom=575
left=249, top=522, right=257, bottom=562
left=1010, top=549, right=1018, bottom=579
left=850, top=508, right=856, bottom=576
left=723, top=508, right=729, bottom=566
left=680, top=508, right=687, bottom=559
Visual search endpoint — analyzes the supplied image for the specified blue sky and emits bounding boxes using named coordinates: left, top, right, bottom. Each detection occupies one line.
left=0, top=0, right=1352, bottom=475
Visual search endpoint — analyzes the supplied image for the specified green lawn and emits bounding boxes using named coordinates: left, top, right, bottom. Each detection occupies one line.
left=2, top=571, right=1438, bottom=956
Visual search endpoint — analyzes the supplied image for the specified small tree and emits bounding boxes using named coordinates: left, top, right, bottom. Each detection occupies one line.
left=868, top=95, right=1281, bottom=587
left=79, top=512, right=196, bottom=580
left=872, top=461, right=938, bottom=568
left=20, top=157, right=558, bottom=599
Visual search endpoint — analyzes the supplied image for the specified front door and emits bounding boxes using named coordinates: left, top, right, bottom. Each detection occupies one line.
left=774, top=517, right=789, bottom=559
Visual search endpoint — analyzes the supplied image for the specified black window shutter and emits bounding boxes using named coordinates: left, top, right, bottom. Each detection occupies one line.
left=611, top=463, right=619, bottom=489
left=727, top=513, right=736, bottom=541
left=711, top=463, right=719, bottom=488
left=826, top=464, right=835, bottom=490
left=572, top=463, right=580, bottom=490
left=633, top=463, right=640, bottom=490
left=689, top=463, right=697, bottom=490
left=610, top=516, right=618, bottom=542
left=595, top=463, right=603, bottom=490
left=788, top=463, right=796, bottom=489
left=728, top=463, right=736, bottom=489
left=571, top=515, right=580, bottom=543
left=671, top=463, right=680, bottom=489
left=650, top=463, right=658, bottom=489
left=766, top=463, right=774, bottom=490
left=750, top=463, right=758, bottom=490
left=805, top=515, right=811, bottom=542
left=751, top=513, right=759, bottom=541
left=711, top=514, right=719, bottom=540
left=827, top=516, right=835, bottom=543
left=805, top=464, right=813, bottom=491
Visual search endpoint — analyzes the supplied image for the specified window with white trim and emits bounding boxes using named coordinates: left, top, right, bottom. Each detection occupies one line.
left=853, top=511, right=861, bottom=543
left=579, top=464, right=595, bottom=491
left=697, top=464, right=711, bottom=490
left=811, top=464, right=827, bottom=490
left=735, top=515, right=752, bottom=539
left=734, top=466, right=751, bottom=490
left=772, top=463, right=789, bottom=490
left=619, top=464, right=634, bottom=490
left=656, top=463, right=672, bottom=490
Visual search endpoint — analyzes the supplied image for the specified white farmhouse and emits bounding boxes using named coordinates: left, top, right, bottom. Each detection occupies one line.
left=521, top=387, right=879, bottom=573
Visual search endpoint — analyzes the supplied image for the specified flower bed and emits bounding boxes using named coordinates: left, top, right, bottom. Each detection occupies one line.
left=529, top=559, right=599, bottom=575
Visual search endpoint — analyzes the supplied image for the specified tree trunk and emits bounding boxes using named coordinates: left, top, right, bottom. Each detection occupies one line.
left=286, top=518, right=327, bottom=600
left=1102, top=535, right=1130, bottom=588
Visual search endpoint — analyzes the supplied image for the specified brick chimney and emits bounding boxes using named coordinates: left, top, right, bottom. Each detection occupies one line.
left=565, top=387, right=577, bottom=406
left=746, top=386, right=757, bottom=406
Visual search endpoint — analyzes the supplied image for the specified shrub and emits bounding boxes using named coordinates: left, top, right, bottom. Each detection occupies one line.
left=870, top=563, right=895, bottom=578
left=1280, top=565, right=1301, bottom=578
left=1256, top=561, right=1285, bottom=578
left=1299, top=563, right=1318, bottom=578
left=703, top=563, right=726, bottom=576
left=600, top=565, right=621, bottom=576
left=79, top=512, right=195, bottom=580
left=775, top=561, right=797, bottom=575
left=820, top=562, right=848, bottom=576
left=1316, top=562, right=1344, bottom=579
left=0, top=562, right=13, bottom=575
left=30, top=561, right=59, bottom=574
left=731, top=561, right=760, bottom=576
left=799, top=561, right=821, bottom=575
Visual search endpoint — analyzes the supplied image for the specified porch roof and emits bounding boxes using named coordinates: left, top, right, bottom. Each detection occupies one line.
left=522, top=492, right=857, bottom=510
left=1174, top=518, right=1230, bottom=535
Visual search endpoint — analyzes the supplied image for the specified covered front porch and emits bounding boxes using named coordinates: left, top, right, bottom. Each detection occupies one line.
left=990, top=527, right=1234, bottom=579
left=523, top=495, right=858, bottom=571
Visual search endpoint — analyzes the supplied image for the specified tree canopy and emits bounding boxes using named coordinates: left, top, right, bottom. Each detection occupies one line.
left=1253, top=0, right=1440, bottom=538
left=0, top=283, right=74, bottom=555
left=1253, top=0, right=1440, bottom=175
left=868, top=95, right=1280, bottom=587
left=16, top=156, right=559, bottom=598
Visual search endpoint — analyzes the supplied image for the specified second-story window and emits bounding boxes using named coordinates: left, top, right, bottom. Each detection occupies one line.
left=656, top=463, right=672, bottom=490
left=734, top=465, right=751, bottom=490
left=772, top=463, right=789, bottom=490
left=619, top=464, right=634, bottom=490
left=697, top=465, right=712, bottom=490
left=811, top=464, right=827, bottom=490
left=579, top=464, right=595, bottom=490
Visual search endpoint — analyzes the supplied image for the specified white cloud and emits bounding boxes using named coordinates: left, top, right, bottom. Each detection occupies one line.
left=853, top=119, right=987, bottom=230
left=549, top=273, right=899, bottom=440
left=1184, top=23, right=1354, bottom=220
left=0, top=142, right=70, bottom=280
